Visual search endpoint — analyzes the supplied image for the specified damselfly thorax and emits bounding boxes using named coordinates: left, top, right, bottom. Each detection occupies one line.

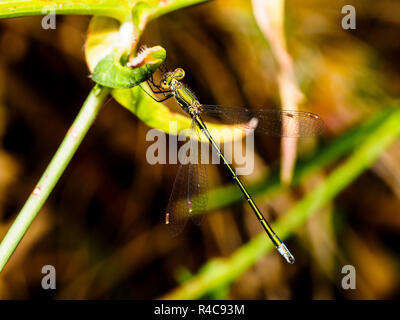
left=170, top=80, right=203, bottom=117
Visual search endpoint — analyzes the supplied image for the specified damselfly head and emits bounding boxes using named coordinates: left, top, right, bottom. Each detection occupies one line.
left=160, top=68, right=185, bottom=90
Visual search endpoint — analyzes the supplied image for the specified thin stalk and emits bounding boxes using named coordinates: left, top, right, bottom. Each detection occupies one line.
left=0, top=0, right=130, bottom=21
left=0, top=0, right=211, bottom=22
left=148, top=0, right=210, bottom=20
left=0, top=85, right=110, bottom=272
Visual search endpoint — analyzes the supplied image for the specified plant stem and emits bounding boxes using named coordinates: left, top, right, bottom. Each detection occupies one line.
left=0, top=0, right=131, bottom=21
left=148, top=0, right=211, bottom=20
left=0, top=0, right=211, bottom=22
left=162, top=107, right=400, bottom=299
left=0, top=85, right=110, bottom=273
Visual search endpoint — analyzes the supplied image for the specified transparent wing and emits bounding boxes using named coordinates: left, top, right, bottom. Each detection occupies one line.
left=165, top=162, right=190, bottom=237
left=201, top=105, right=325, bottom=138
left=187, top=120, right=208, bottom=226
left=165, top=119, right=208, bottom=237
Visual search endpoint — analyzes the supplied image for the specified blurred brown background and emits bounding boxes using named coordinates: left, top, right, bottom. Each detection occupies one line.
left=0, top=0, right=400, bottom=299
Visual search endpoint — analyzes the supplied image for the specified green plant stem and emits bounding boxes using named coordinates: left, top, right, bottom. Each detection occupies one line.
left=148, top=0, right=210, bottom=20
left=0, top=0, right=211, bottom=22
left=0, top=0, right=131, bottom=21
left=0, top=85, right=110, bottom=273
left=162, top=107, right=400, bottom=299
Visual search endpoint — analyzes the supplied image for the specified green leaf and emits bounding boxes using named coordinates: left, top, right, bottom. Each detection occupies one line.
left=91, top=46, right=166, bottom=88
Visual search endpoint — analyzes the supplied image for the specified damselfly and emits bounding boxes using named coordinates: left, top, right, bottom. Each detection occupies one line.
left=141, top=67, right=324, bottom=264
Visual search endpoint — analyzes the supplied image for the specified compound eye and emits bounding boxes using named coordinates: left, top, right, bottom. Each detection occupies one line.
left=173, top=68, right=185, bottom=80
left=160, top=79, right=169, bottom=89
